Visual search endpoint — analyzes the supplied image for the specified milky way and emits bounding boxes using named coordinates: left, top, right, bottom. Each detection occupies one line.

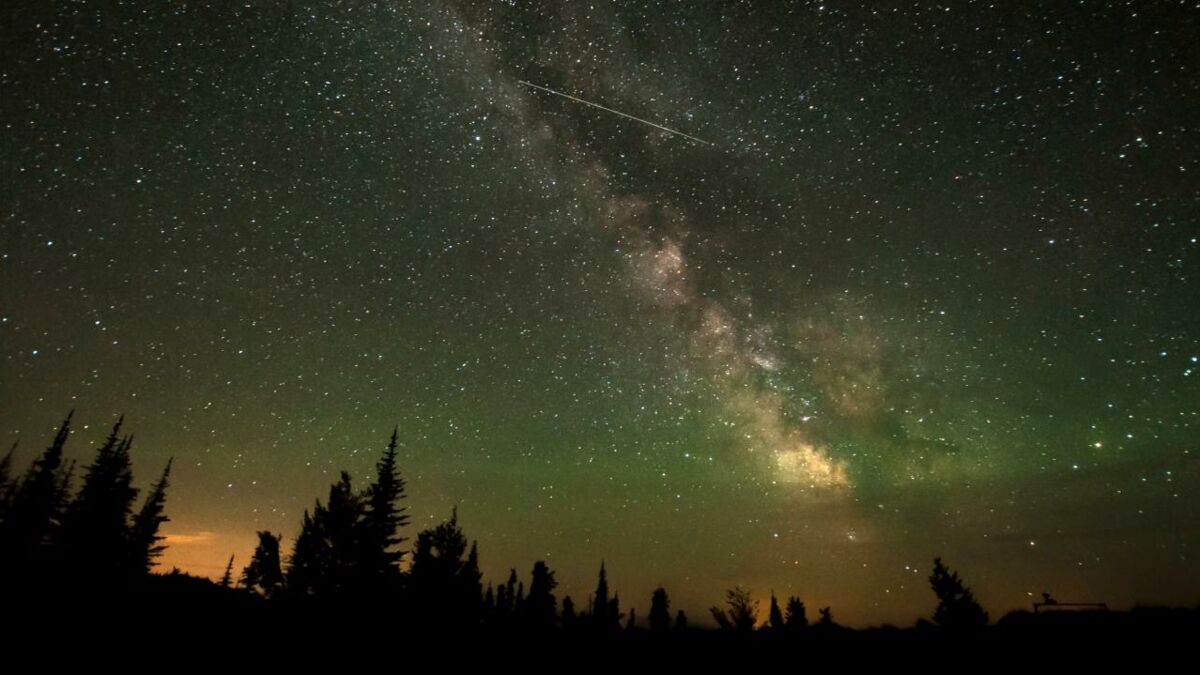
left=2, top=2, right=1197, bottom=625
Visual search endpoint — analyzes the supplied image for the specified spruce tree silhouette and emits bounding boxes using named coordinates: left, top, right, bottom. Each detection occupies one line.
left=649, top=586, right=671, bottom=632
left=280, top=431, right=411, bottom=599
left=242, top=531, right=284, bottom=598
left=769, top=592, right=784, bottom=630
left=784, top=596, right=808, bottom=629
left=523, top=560, right=558, bottom=630
left=219, top=555, right=235, bottom=589
left=322, top=472, right=363, bottom=594
left=357, top=428, right=409, bottom=590
left=128, top=458, right=172, bottom=575
left=589, top=562, right=621, bottom=632
left=1, top=412, right=72, bottom=570
left=928, top=556, right=989, bottom=628
left=57, top=418, right=136, bottom=577
left=625, top=607, right=637, bottom=631
left=286, top=506, right=328, bottom=597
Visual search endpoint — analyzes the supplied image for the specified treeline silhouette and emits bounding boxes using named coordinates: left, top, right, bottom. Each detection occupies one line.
left=1, top=413, right=1196, bottom=654
left=0, top=412, right=170, bottom=591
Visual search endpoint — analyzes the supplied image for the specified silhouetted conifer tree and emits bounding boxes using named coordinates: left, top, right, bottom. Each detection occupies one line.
left=286, top=506, right=327, bottom=596
left=219, top=555, right=235, bottom=589
left=523, top=560, right=558, bottom=630
left=784, top=596, right=808, bottom=629
left=1, top=412, right=72, bottom=570
left=674, top=609, right=688, bottom=631
left=561, top=595, right=577, bottom=630
left=769, top=592, right=784, bottom=630
left=928, top=556, right=989, bottom=628
left=649, top=586, right=671, bottom=632
left=282, top=433, right=411, bottom=599
left=358, top=428, right=409, bottom=589
left=322, top=472, right=363, bottom=593
left=128, top=459, right=172, bottom=575
left=625, top=607, right=637, bottom=631
left=816, top=606, right=835, bottom=629
left=242, top=531, right=284, bottom=597
left=590, top=562, right=620, bottom=631
left=58, top=419, right=137, bottom=575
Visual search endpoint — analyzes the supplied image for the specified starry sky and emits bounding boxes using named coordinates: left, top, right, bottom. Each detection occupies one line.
left=2, top=1, right=1198, bottom=626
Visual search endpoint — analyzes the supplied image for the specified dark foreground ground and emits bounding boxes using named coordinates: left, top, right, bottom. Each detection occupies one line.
left=5, top=571, right=1196, bottom=667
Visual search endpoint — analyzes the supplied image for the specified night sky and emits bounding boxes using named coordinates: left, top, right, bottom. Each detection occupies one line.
left=2, top=2, right=1198, bottom=626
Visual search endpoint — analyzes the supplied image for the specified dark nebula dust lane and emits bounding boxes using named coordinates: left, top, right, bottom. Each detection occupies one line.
left=1, top=2, right=1197, bottom=625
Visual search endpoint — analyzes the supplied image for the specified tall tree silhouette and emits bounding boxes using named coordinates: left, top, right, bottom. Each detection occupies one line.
left=589, top=562, right=620, bottom=631
left=522, top=560, right=558, bottom=630
left=322, top=472, right=363, bottom=593
left=1, top=412, right=72, bottom=570
left=286, top=506, right=328, bottom=596
left=219, top=555, right=235, bottom=589
left=283, top=433, right=410, bottom=598
left=928, top=556, right=989, bottom=628
left=58, top=418, right=137, bottom=576
left=358, top=428, right=409, bottom=589
left=784, top=596, right=808, bottom=629
left=649, top=586, right=671, bottom=632
left=768, top=592, right=784, bottom=630
left=128, top=459, right=172, bottom=575
left=242, top=531, right=284, bottom=597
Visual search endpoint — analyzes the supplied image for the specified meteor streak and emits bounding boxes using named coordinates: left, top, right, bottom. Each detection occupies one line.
left=518, top=80, right=711, bottom=146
